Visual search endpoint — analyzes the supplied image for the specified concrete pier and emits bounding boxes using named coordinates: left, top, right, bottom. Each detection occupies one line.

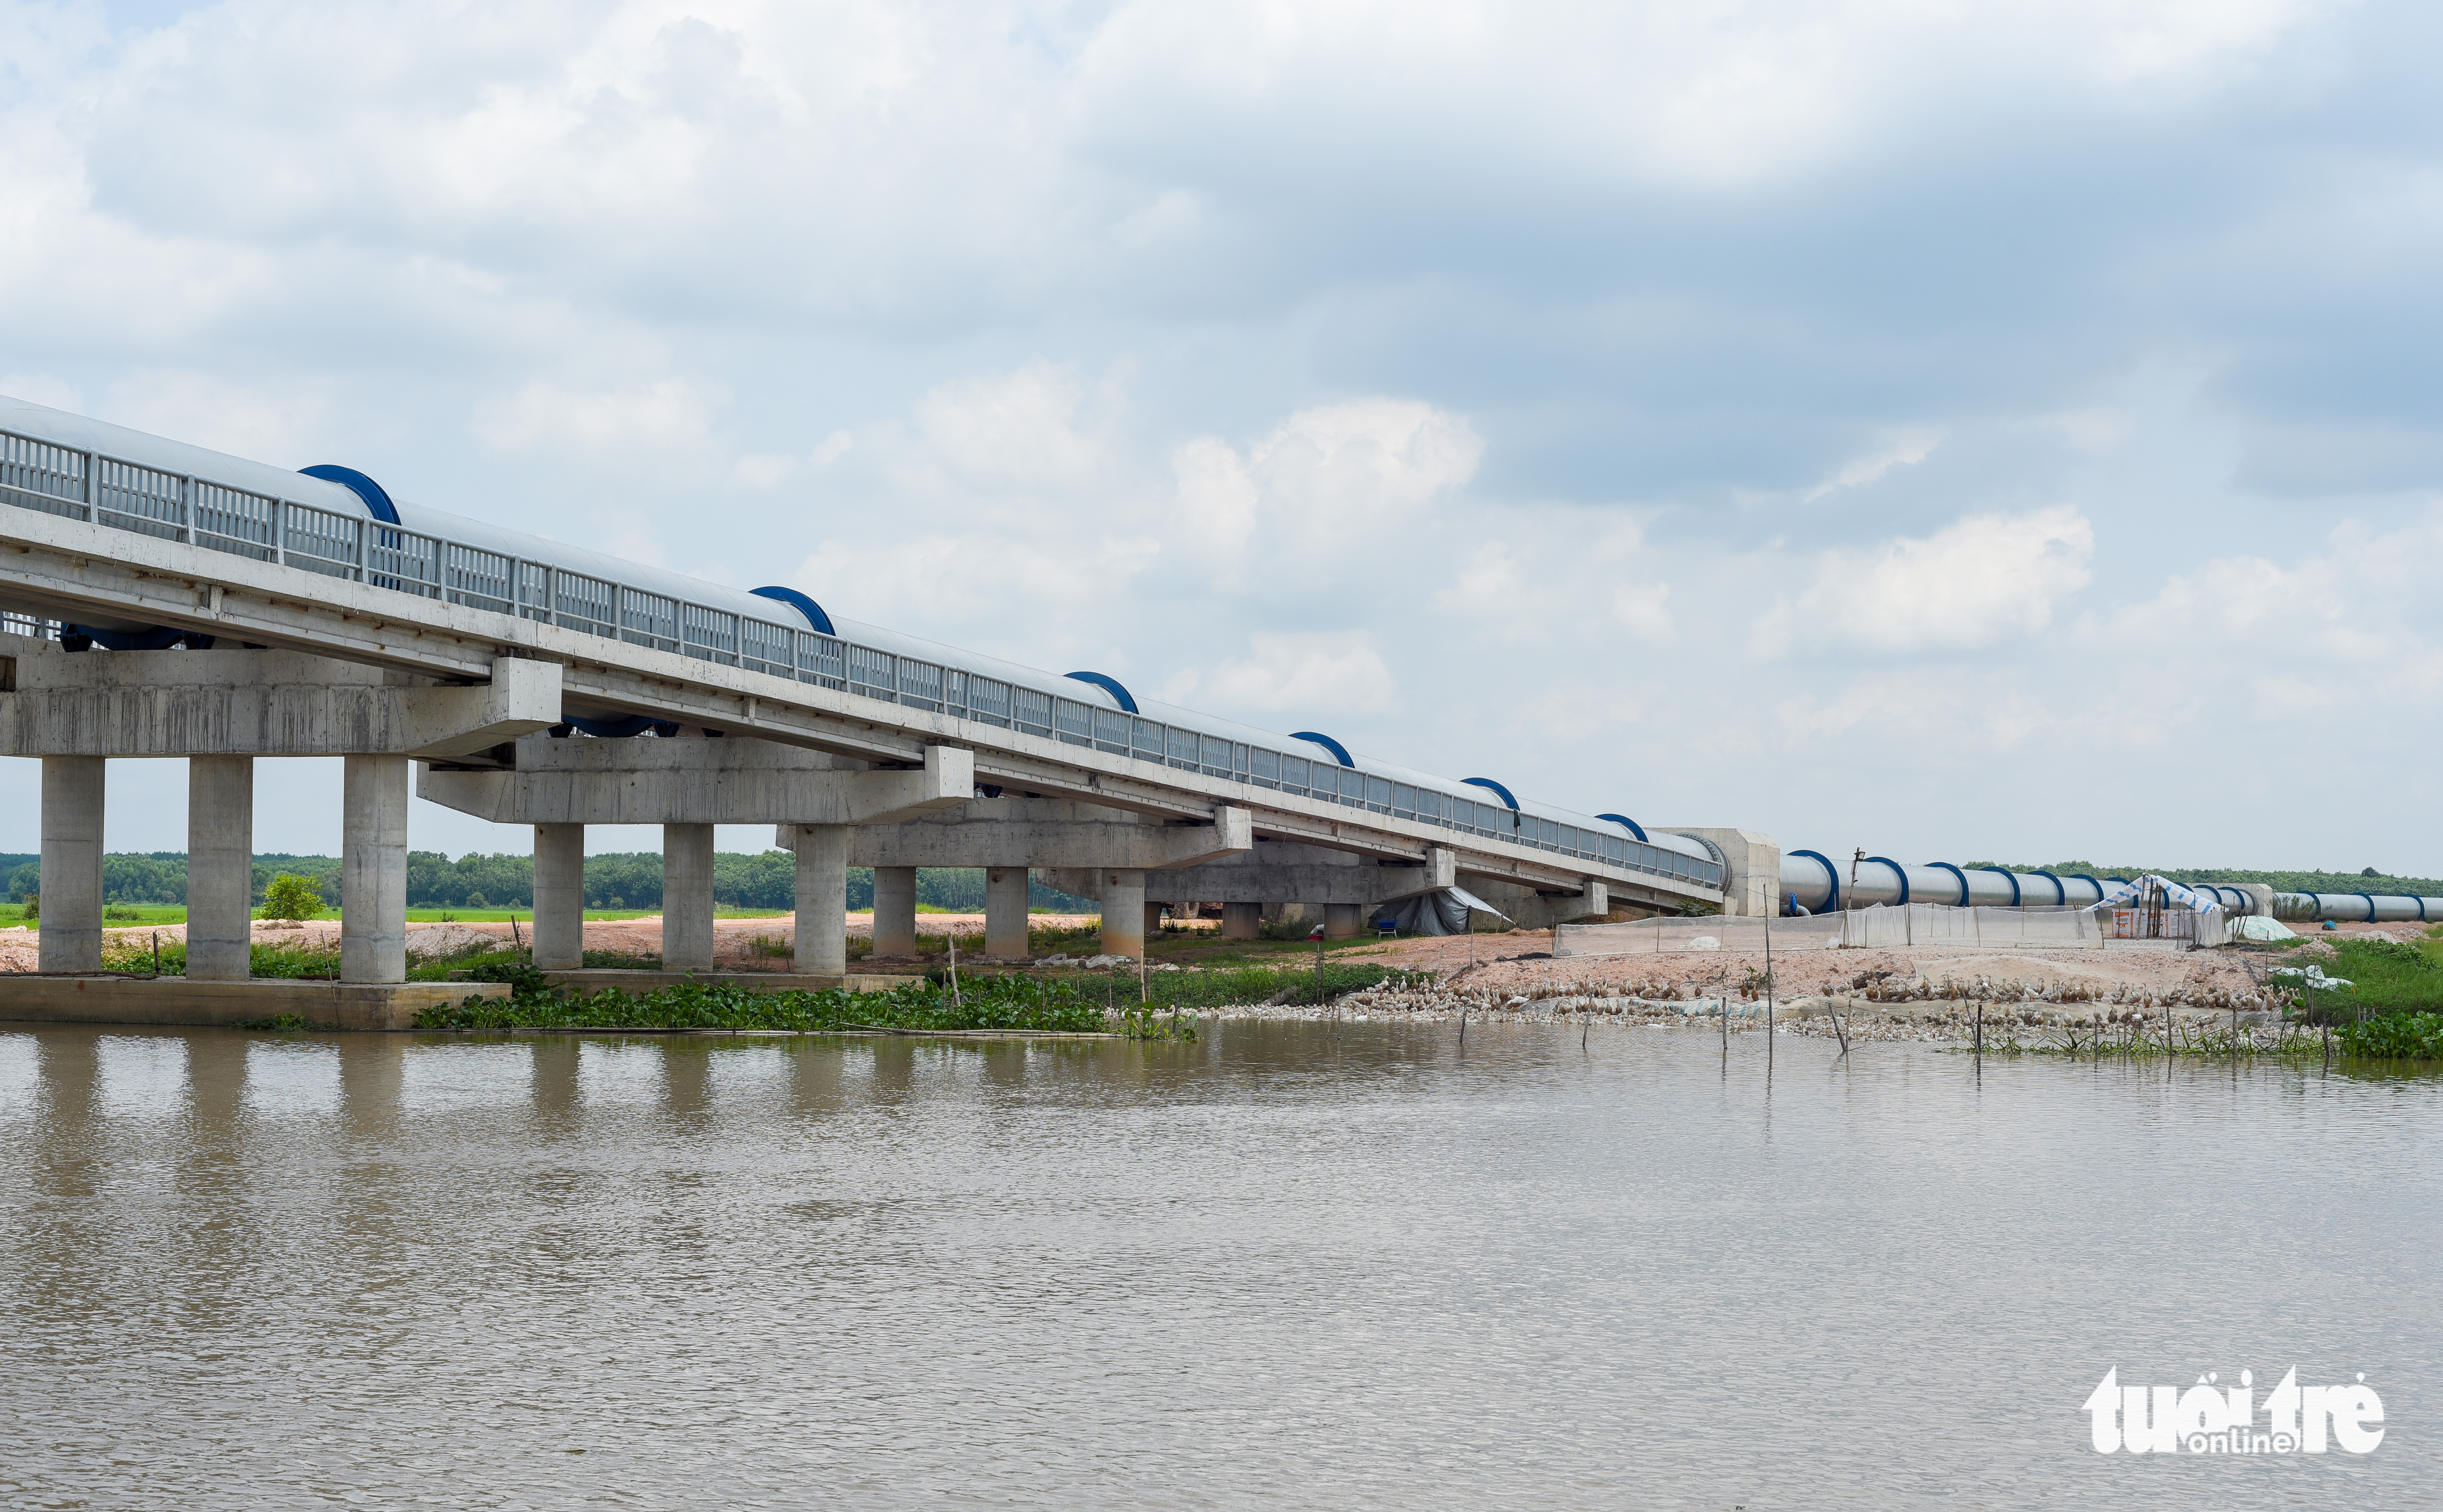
left=985, top=866, right=1030, bottom=959
left=187, top=756, right=254, bottom=980
left=874, top=866, right=917, bottom=956
left=1222, top=901, right=1261, bottom=940
left=1323, top=903, right=1364, bottom=939
left=662, top=823, right=716, bottom=972
left=341, top=754, right=411, bottom=984
left=793, top=823, right=849, bottom=975
left=39, top=755, right=106, bottom=973
left=1099, top=869, right=1145, bottom=959
left=532, top=822, right=585, bottom=970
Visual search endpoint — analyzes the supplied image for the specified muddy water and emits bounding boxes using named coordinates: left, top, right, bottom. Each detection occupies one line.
left=0, top=1022, right=2435, bottom=1509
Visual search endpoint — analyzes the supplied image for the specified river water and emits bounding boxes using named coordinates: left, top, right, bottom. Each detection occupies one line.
left=0, top=1020, right=2434, bottom=1509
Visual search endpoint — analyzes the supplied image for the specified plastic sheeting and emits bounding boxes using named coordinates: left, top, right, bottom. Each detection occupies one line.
left=2236, top=915, right=2299, bottom=942
left=1372, top=885, right=1511, bottom=936
left=2084, top=874, right=2222, bottom=916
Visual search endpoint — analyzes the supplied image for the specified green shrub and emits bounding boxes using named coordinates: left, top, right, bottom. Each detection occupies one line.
left=2338, top=1011, right=2443, bottom=1061
left=418, top=969, right=1116, bottom=1034
left=262, top=873, right=324, bottom=921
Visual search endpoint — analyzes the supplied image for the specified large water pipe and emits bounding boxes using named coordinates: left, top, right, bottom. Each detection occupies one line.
left=2277, top=892, right=2443, bottom=923
left=1777, top=854, right=2275, bottom=915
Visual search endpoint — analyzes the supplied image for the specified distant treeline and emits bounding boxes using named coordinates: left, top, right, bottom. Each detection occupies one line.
left=0, top=852, right=1093, bottom=913
left=1972, top=863, right=2443, bottom=897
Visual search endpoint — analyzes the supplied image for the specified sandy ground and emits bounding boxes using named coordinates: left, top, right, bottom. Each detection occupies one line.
left=1335, top=925, right=2362, bottom=1009
left=0, top=912, right=1110, bottom=972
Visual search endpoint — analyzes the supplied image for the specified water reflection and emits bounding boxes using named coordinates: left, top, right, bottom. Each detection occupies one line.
left=241, top=1039, right=340, bottom=1117
left=0, top=1022, right=2432, bottom=1511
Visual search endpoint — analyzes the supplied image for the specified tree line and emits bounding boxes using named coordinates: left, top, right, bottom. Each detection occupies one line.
left=0, top=852, right=1092, bottom=912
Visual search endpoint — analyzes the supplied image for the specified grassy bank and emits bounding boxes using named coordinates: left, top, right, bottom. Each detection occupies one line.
left=418, top=965, right=1131, bottom=1035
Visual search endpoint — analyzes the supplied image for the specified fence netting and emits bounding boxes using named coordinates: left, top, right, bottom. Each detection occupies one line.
left=1555, top=904, right=2141, bottom=957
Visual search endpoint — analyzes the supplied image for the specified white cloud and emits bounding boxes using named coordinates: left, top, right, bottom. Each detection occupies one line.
left=0, top=372, right=82, bottom=412
left=103, top=370, right=333, bottom=465
left=1757, top=506, right=2096, bottom=657
left=1185, top=632, right=1398, bottom=717
left=1173, top=398, right=1484, bottom=594
left=1804, top=428, right=1944, bottom=502
left=914, top=362, right=1106, bottom=489
left=475, top=378, right=725, bottom=455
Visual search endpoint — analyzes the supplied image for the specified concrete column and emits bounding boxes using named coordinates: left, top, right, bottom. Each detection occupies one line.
left=1099, top=869, right=1145, bottom=959
left=532, top=823, right=585, bottom=970
left=793, top=823, right=849, bottom=975
left=341, top=754, right=410, bottom=984
left=873, top=866, right=917, bottom=956
left=186, top=756, right=254, bottom=981
left=985, top=866, right=1030, bottom=959
left=662, top=823, right=716, bottom=973
left=38, top=756, right=105, bottom=973
left=1221, top=901, right=1261, bottom=940
left=1323, top=903, right=1363, bottom=939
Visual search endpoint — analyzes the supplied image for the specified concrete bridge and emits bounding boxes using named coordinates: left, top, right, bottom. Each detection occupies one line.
left=0, top=396, right=1755, bottom=1000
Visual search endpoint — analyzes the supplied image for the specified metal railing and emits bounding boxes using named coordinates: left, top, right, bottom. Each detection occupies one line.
left=0, top=424, right=1723, bottom=891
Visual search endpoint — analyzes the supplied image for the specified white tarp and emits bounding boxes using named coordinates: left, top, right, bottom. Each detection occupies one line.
left=2083, top=874, right=2222, bottom=915
left=1374, top=885, right=1512, bottom=935
left=2236, top=915, right=2299, bottom=942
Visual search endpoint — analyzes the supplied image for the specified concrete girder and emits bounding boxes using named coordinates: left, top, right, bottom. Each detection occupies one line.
left=1087, top=840, right=1455, bottom=908
left=0, top=635, right=559, bottom=759
left=417, top=734, right=974, bottom=827
left=801, top=795, right=1254, bottom=872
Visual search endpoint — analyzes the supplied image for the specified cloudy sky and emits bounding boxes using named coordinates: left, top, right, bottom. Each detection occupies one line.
left=3, top=0, right=2438, bottom=872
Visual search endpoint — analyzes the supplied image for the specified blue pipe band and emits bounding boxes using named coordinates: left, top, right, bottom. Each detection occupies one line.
left=2029, top=870, right=2066, bottom=906
left=1790, top=849, right=1841, bottom=914
left=2072, top=874, right=2103, bottom=905
left=1926, top=862, right=1970, bottom=906
left=1864, top=856, right=1909, bottom=906
left=1292, top=732, right=1355, bottom=768
left=1065, top=671, right=1137, bottom=714
left=298, top=464, right=400, bottom=524
left=1461, top=776, right=1518, bottom=809
left=1597, top=813, right=1648, bottom=841
left=750, top=586, right=835, bottom=636
left=2357, top=891, right=2378, bottom=922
